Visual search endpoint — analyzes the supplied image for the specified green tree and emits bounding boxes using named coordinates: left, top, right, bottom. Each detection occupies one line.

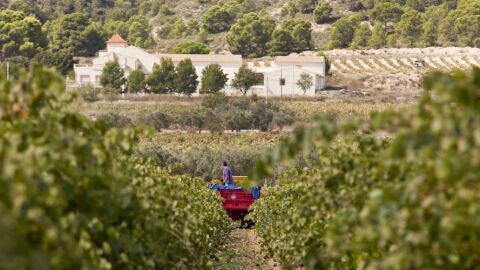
left=126, top=15, right=154, bottom=47
left=180, top=107, right=207, bottom=133
left=395, top=9, right=425, bottom=47
left=175, top=59, right=199, bottom=96
left=33, top=49, right=74, bottom=75
left=0, top=10, right=45, bottom=60
left=127, top=69, right=146, bottom=93
left=225, top=108, right=253, bottom=132
left=296, top=72, right=314, bottom=95
left=368, top=22, right=387, bottom=48
left=267, top=29, right=294, bottom=56
left=371, top=2, right=405, bottom=27
left=283, top=19, right=314, bottom=52
left=453, top=15, right=480, bottom=47
left=296, top=0, right=318, bottom=14
left=227, top=13, right=275, bottom=58
left=146, top=58, right=176, bottom=94
left=327, top=17, right=357, bottom=49
left=200, top=64, right=228, bottom=94
left=201, top=5, right=234, bottom=34
left=231, top=65, right=259, bottom=96
left=421, top=18, right=437, bottom=46
left=350, top=24, right=372, bottom=48
left=100, top=61, right=126, bottom=92
left=170, top=42, right=210, bottom=54
left=0, top=65, right=230, bottom=270
left=45, top=13, right=105, bottom=57
left=313, top=1, right=332, bottom=23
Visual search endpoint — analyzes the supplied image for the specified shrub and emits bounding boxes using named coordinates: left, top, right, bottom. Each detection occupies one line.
left=224, top=107, right=253, bottom=132
left=180, top=107, right=207, bottom=132
left=77, top=85, right=99, bottom=102
left=272, top=108, right=295, bottom=130
left=170, top=41, right=210, bottom=54
left=96, top=111, right=132, bottom=128
left=201, top=92, right=230, bottom=109
left=136, top=110, right=172, bottom=131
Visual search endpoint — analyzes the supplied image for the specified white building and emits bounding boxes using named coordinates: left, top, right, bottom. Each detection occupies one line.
left=73, top=35, right=325, bottom=96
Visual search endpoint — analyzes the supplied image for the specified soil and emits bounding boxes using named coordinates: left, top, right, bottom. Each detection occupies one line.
left=214, top=229, right=280, bottom=270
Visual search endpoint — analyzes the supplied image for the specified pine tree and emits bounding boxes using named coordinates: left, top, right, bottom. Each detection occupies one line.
left=231, top=65, right=258, bottom=96
left=368, top=23, right=387, bottom=48
left=351, top=24, right=372, bottom=48
left=146, top=58, right=176, bottom=94
left=100, top=61, right=126, bottom=93
left=200, top=64, right=228, bottom=94
left=175, top=58, right=198, bottom=96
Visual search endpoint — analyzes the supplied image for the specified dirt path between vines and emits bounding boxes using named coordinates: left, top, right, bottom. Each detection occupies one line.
left=214, top=229, right=280, bottom=270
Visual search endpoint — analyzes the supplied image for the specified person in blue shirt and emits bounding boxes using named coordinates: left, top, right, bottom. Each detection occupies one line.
left=222, top=161, right=234, bottom=186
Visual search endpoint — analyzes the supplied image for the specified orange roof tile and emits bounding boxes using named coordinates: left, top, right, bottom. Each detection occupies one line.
left=106, top=34, right=128, bottom=44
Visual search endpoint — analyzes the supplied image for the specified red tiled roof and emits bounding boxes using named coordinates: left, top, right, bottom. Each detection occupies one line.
left=106, top=34, right=128, bottom=44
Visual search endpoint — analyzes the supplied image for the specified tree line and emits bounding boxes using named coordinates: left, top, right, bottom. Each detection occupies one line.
left=1, top=0, right=478, bottom=76
left=99, top=57, right=316, bottom=96
left=99, top=57, right=263, bottom=96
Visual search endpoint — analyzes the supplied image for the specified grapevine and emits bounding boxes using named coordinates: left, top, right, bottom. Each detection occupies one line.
left=251, top=67, right=480, bottom=269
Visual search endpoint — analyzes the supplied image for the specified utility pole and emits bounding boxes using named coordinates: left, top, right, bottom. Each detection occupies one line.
left=280, top=69, right=283, bottom=98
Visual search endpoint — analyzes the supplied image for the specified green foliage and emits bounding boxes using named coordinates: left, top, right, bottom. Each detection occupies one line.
left=296, top=72, right=314, bottom=95
left=202, top=5, right=235, bottom=34
left=252, top=67, right=480, bottom=269
left=180, top=106, right=207, bottom=132
left=146, top=58, right=176, bottom=94
left=45, top=13, right=106, bottom=57
left=296, top=0, right=318, bottom=14
left=33, top=49, right=74, bottom=75
left=281, top=19, right=314, bottom=52
left=368, top=22, right=387, bottom=48
left=201, top=92, right=230, bottom=109
left=227, top=13, right=275, bottom=58
left=327, top=16, right=360, bottom=49
left=200, top=64, right=228, bottom=94
left=100, top=61, right=126, bottom=92
left=0, top=65, right=231, bottom=269
left=267, top=29, right=294, bottom=56
left=170, top=41, right=210, bottom=54
left=395, top=9, right=426, bottom=46
left=97, top=111, right=132, bottom=128
left=231, top=65, right=258, bottom=96
left=313, top=1, right=333, bottom=23
left=76, top=84, right=100, bottom=102
left=125, top=15, right=155, bottom=47
left=127, top=69, right=146, bottom=93
left=224, top=107, right=253, bottom=132
left=137, top=110, right=172, bottom=131
left=175, top=58, right=199, bottom=96
left=0, top=10, right=45, bottom=60
left=370, top=2, right=405, bottom=27
left=350, top=24, right=372, bottom=48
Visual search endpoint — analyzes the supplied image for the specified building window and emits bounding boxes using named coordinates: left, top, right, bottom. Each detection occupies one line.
left=279, top=78, right=286, bottom=86
left=255, top=73, right=264, bottom=85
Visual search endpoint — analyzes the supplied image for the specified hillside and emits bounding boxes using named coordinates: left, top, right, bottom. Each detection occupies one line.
left=1, top=0, right=479, bottom=74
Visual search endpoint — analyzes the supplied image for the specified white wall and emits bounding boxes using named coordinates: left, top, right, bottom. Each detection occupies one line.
left=73, top=48, right=325, bottom=95
left=252, top=66, right=323, bottom=97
